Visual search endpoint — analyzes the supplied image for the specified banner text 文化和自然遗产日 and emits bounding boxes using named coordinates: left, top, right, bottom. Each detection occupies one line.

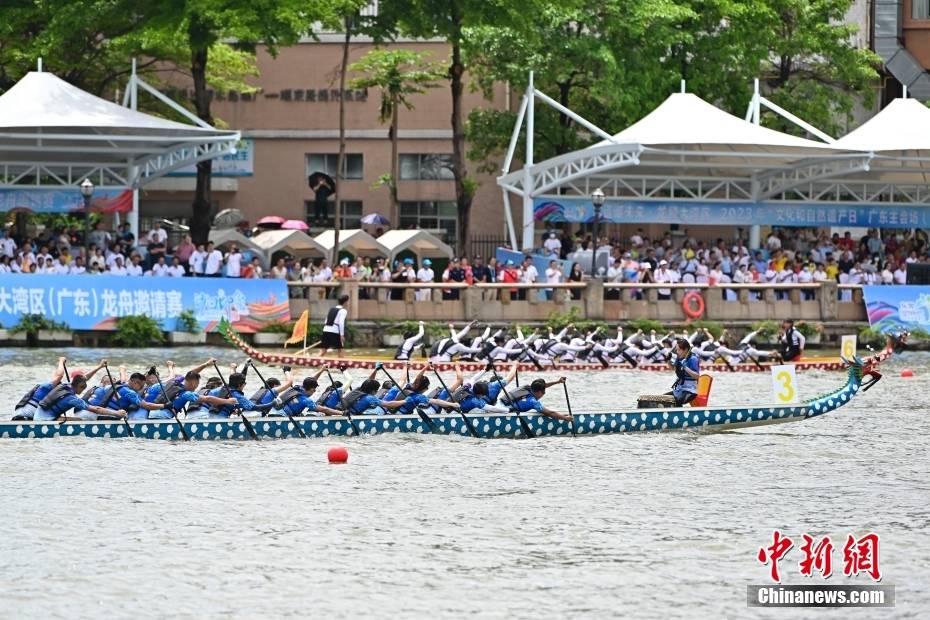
left=0, top=274, right=289, bottom=332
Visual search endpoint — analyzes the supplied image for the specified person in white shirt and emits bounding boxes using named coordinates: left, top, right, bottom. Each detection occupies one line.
left=147, top=222, right=168, bottom=246
left=225, top=246, right=243, bottom=278
left=53, top=259, right=70, bottom=275
left=109, top=256, right=127, bottom=275
left=320, top=294, right=350, bottom=356
left=415, top=259, right=435, bottom=301
left=893, top=263, right=907, bottom=284
left=881, top=262, right=894, bottom=285
left=545, top=260, right=562, bottom=300
left=189, top=244, right=206, bottom=276
left=543, top=232, right=561, bottom=258
left=203, top=242, right=223, bottom=277
left=69, top=257, right=87, bottom=275
left=0, top=231, right=17, bottom=259
left=317, top=260, right=333, bottom=283
left=126, top=255, right=144, bottom=276
left=654, top=260, right=678, bottom=299
left=0, top=257, right=11, bottom=274
left=17, top=243, right=36, bottom=271
left=168, top=257, right=186, bottom=277
left=150, top=256, right=170, bottom=276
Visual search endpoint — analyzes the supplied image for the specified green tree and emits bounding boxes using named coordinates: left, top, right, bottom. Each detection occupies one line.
left=464, top=0, right=878, bottom=175
left=148, top=0, right=311, bottom=244
left=349, top=49, right=445, bottom=223
left=381, top=0, right=519, bottom=255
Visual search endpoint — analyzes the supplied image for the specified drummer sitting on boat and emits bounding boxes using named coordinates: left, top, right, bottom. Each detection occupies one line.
left=667, top=338, right=700, bottom=406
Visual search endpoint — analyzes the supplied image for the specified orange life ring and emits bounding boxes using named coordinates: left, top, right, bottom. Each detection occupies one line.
left=682, top=291, right=705, bottom=319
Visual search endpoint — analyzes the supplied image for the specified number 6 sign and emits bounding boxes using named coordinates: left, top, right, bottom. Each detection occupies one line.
left=771, top=365, right=800, bottom=404
left=840, top=335, right=857, bottom=359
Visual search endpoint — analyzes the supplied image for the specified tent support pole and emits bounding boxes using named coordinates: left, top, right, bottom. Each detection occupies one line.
left=502, top=190, right=518, bottom=250
left=521, top=72, right=535, bottom=251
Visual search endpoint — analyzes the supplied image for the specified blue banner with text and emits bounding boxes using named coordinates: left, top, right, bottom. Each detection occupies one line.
left=0, top=274, right=289, bottom=333
left=534, top=198, right=930, bottom=228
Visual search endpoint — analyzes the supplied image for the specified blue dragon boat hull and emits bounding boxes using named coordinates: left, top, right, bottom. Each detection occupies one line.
left=0, top=362, right=872, bottom=440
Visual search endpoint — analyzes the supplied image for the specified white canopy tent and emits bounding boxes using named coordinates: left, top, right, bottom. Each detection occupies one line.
left=498, top=74, right=871, bottom=250
left=252, top=229, right=327, bottom=261
left=377, top=229, right=454, bottom=262
left=0, top=63, right=240, bottom=237
left=314, top=229, right=389, bottom=258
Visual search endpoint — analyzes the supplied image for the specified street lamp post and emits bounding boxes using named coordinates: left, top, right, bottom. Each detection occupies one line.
left=80, top=178, right=94, bottom=261
left=591, top=188, right=606, bottom=278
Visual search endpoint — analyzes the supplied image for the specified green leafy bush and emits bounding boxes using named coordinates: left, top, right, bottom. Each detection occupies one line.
left=751, top=320, right=780, bottom=340
left=546, top=307, right=607, bottom=334
left=259, top=321, right=294, bottom=334
left=688, top=320, right=723, bottom=339
left=795, top=321, right=823, bottom=338
left=626, top=318, right=665, bottom=334
left=112, top=315, right=164, bottom=347
left=10, top=314, right=70, bottom=336
left=177, top=309, right=200, bottom=333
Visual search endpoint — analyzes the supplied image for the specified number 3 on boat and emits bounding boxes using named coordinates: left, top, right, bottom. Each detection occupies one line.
left=770, top=365, right=799, bottom=404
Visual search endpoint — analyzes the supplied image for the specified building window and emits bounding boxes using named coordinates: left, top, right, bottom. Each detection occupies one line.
left=914, top=0, right=930, bottom=19
left=306, top=154, right=363, bottom=180
left=399, top=154, right=454, bottom=180
left=305, top=200, right=362, bottom=228
left=399, top=201, right=457, bottom=242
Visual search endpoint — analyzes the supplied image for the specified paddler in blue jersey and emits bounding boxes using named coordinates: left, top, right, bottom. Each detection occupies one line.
left=186, top=372, right=275, bottom=420
left=667, top=337, right=700, bottom=405
left=380, top=374, right=460, bottom=414
left=94, top=372, right=170, bottom=420
left=14, top=357, right=109, bottom=420
left=142, top=358, right=218, bottom=403
left=453, top=363, right=518, bottom=413
left=146, top=371, right=239, bottom=418
left=269, top=374, right=344, bottom=417
left=500, top=377, right=572, bottom=422
left=33, top=372, right=127, bottom=421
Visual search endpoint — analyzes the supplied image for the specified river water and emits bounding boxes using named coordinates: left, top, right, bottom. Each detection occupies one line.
left=0, top=347, right=927, bottom=619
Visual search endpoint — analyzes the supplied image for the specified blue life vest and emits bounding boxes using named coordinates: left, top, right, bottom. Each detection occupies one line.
left=38, top=384, right=77, bottom=416
left=674, top=353, right=699, bottom=393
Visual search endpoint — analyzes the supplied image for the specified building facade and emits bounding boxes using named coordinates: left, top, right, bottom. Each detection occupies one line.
left=142, top=37, right=510, bottom=248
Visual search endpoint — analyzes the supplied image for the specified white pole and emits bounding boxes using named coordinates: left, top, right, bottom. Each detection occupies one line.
left=749, top=78, right=762, bottom=250
left=680, top=79, right=686, bottom=93
left=903, top=84, right=908, bottom=99
left=37, top=57, right=43, bottom=72
left=521, top=71, right=535, bottom=251
left=502, top=94, right=529, bottom=174
left=502, top=191, right=518, bottom=250
left=130, top=58, right=137, bottom=110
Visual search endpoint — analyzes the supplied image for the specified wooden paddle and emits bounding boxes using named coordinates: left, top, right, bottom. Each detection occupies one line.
left=212, top=361, right=258, bottom=440
left=103, top=363, right=135, bottom=438
left=426, top=366, right=478, bottom=438
left=562, top=380, right=576, bottom=437
left=246, top=360, right=307, bottom=438
left=377, top=365, right=438, bottom=433
left=323, top=368, right=361, bottom=435
left=488, top=363, right=533, bottom=438
left=152, top=368, right=189, bottom=441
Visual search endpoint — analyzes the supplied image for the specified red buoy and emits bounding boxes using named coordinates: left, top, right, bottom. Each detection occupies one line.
left=901, top=368, right=914, bottom=378
left=328, top=447, right=349, bottom=464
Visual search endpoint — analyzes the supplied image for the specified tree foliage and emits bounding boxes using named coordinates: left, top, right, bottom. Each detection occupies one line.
left=464, top=0, right=879, bottom=173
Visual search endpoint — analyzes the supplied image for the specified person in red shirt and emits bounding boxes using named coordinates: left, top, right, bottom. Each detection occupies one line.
left=501, top=259, right=520, bottom=296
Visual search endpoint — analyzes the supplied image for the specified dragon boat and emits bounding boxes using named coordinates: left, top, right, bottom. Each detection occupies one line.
left=0, top=354, right=883, bottom=441
left=219, top=318, right=903, bottom=374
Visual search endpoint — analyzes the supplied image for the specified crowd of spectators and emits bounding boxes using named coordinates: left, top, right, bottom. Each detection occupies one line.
left=4, top=219, right=926, bottom=296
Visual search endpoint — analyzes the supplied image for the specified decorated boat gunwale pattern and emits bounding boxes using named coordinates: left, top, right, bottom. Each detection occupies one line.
left=0, top=357, right=880, bottom=441
left=220, top=319, right=902, bottom=374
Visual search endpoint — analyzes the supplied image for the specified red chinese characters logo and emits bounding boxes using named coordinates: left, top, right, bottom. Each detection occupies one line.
left=757, top=530, right=794, bottom=583
left=799, top=534, right=834, bottom=578
left=757, top=531, right=882, bottom=582
left=843, top=532, right=882, bottom=581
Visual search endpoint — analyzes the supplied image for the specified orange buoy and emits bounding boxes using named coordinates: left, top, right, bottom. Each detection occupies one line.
left=328, top=447, right=349, bottom=464
left=901, top=369, right=914, bottom=378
